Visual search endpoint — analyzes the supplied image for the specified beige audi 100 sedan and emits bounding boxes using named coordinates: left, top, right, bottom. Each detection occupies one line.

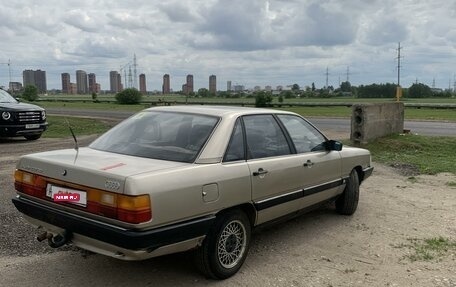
left=12, top=105, right=373, bottom=279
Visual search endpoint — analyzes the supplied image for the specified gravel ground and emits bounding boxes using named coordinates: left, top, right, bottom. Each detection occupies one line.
left=0, top=134, right=455, bottom=287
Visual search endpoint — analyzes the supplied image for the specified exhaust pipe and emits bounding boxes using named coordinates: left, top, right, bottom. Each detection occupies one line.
left=37, top=230, right=72, bottom=248
left=48, top=230, right=72, bottom=248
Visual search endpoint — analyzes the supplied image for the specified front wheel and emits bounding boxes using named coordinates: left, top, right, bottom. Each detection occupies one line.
left=195, top=210, right=251, bottom=279
left=336, top=169, right=360, bottom=215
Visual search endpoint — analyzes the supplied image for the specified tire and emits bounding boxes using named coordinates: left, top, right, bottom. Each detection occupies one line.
left=336, top=169, right=360, bottom=215
left=195, top=210, right=251, bottom=279
left=24, top=134, right=42, bottom=141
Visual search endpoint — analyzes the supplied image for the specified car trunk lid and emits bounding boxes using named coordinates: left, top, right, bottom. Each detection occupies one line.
left=17, top=147, right=189, bottom=194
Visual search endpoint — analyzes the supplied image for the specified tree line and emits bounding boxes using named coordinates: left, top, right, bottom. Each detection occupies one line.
left=14, top=81, right=455, bottom=105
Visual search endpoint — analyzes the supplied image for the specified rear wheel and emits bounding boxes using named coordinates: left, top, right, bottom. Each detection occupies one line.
left=24, top=134, right=42, bottom=141
left=336, top=169, right=359, bottom=215
left=195, top=210, right=251, bottom=279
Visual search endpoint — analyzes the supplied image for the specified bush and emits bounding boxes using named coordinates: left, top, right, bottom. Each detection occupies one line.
left=254, top=91, right=273, bottom=107
left=22, top=85, right=39, bottom=101
left=115, top=88, right=142, bottom=104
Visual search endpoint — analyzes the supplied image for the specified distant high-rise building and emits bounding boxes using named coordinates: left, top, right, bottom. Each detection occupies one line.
left=162, top=74, right=170, bottom=94
left=88, top=73, right=97, bottom=93
left=9, top=82, right=22, bottom=93
left=209, top=75, right=216, bottom=94
left=227, top=81, right=232, bottom=91
left=139, top=74, right=146, bottom=94
left=234, top=85, right=244, bottom=92
left=22, top=69, right=47, bottom=93
left=61, top=73, right=70, bottom=94
left=76, top=70, right=88, bottom=94
left=109, top=71, right=122, bottom=93
left=69, top=83, right=77, bottom=94
left=34, top=70, right=47, bottom=93
left=186, top=74, right=193, bottom=94
left=22, top=70, right=34, bottom=87
left=182, top=84, right=187, bottom=94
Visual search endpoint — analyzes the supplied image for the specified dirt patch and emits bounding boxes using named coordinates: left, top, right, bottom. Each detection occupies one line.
left=389, top=162, right=421, bottom=176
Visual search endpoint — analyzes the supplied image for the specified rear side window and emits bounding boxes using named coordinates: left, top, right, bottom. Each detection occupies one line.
left=243, top=115, right=291, bottom=159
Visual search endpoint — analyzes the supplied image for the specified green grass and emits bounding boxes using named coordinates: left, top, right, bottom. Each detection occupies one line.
left=44, top=116, right=112, bottom=138
left=41, top=94, right=456, bottom=103
left=38, top=101, right=145, bottom=112
left=404, top=237, right=456, bottom=262
left=33, top=95, right=456, bottom=122
left=405, top=108, right=456, bottom=121
left=446, top=181, right=456, bottom=187
left=34, top=100, right=456, bottom=121
left=358, top=134, right=456, bottom=174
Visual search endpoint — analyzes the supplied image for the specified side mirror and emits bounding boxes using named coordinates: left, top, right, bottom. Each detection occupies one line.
left=326, top=140, right=343, bottom=151
left=15, top=97, right=21, bottom=102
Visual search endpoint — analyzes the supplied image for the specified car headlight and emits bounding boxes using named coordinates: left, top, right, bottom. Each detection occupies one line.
left=41, top=111, right=46, bottom=120
left=2, top=111, right=11, bottom=120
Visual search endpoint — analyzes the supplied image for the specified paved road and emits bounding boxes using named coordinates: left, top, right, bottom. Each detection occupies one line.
left=46, top=108, right=456, bottom=137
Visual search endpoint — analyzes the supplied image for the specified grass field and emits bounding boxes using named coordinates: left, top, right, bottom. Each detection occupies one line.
left=359, top=134, right=456, bottom=174
left=40, top=94, right=456, bottom=104
left=37, top=100, right=456, bottom=121
left=44, top=116, right=112, bottom=138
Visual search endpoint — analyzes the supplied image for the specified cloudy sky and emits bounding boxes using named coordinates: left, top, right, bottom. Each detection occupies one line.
left=1, top=0, right=456, bottom=92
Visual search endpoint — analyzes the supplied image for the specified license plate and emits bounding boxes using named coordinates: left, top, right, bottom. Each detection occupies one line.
left=25, top=124, right=40, bottom=129
left=46, top=184, right=87, bottom=207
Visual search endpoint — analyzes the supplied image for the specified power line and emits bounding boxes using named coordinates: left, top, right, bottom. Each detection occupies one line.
left=325, top=67, right=329, bottom=88
left=396, top=42, right=402, bottom=86
left=133, top=54, right=137, bottom=89
left=346, top=66, right=351, bottom=83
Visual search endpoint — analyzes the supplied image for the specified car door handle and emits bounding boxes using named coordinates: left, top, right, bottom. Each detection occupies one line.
left=253, top=168, right=268, bottom=176
left=303, top=160, right=314, bottom=167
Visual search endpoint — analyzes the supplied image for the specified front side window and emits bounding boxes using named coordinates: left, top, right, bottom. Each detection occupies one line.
left=243, top=115, right=291, bottom=159
left=90, top=111, right=219, bottom=163
left=277, top=115, right=327, bottom=153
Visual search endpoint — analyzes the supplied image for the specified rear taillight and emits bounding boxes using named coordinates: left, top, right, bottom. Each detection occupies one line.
left=14, top=169, right=152, bottom=224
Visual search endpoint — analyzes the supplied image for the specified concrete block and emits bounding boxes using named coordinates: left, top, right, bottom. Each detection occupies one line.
left=351, top=102, right=404, bottom=143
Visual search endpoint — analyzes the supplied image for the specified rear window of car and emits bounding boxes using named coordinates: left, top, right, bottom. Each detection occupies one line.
left=90, top=111, right=219, bottom=163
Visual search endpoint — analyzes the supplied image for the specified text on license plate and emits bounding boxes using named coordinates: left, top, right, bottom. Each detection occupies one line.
left=46, top=184, right=87, bottom=207
left=25, top=124, right=40, bottom=129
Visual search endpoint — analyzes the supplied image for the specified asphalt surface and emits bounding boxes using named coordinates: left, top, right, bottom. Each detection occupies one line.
left=46, top=107, right=456, bottom=137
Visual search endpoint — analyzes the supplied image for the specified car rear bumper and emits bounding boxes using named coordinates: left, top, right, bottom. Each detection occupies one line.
left=12, top=195, right=215, bottom=259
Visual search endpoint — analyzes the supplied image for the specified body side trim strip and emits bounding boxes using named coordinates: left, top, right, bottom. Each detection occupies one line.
left=254, top=178, right=347, bottom=211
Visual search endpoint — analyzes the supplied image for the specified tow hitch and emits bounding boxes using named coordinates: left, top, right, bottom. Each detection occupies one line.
left=37, top=230, right=72, bottom=248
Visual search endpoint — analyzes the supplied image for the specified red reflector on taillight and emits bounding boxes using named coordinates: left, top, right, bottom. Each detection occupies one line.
left=117, top=209, right=152, bottom=224
left=16, top=182, right=45, bottom=198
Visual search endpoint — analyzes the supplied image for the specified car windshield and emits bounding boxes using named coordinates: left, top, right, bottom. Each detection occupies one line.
left=90, top=111, right=219, bottom=163
left=0, top=89, right=18, bottom=103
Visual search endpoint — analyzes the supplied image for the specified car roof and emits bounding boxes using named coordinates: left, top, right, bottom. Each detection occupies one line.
left=145, top=105, right=296, bottom=118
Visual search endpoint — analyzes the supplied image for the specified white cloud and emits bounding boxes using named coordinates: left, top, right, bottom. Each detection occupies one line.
left=0, top=0, right=455, bottom=91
